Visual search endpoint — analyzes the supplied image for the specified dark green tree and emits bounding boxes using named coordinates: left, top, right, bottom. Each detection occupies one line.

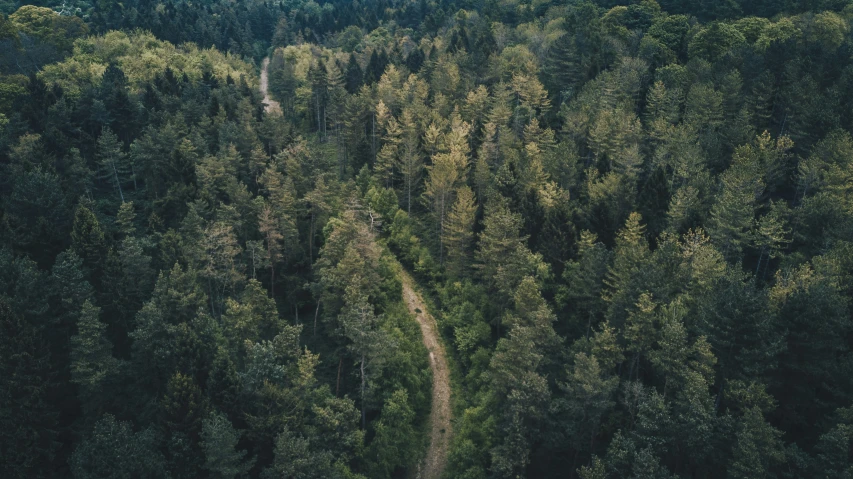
left=70, top=414, right=166, bottom=479
left=201, top=412, right=254, bottom=479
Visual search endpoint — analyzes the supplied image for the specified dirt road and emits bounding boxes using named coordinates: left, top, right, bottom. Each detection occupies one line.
left=400, top=270, right=451, bottom=479
left=260, top=57, right=280, bottom=113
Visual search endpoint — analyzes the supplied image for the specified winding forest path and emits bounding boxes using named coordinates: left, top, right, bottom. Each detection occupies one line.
left=260, top=57, right=280, bottom=113
left=400, top=270, right=451, bottom=479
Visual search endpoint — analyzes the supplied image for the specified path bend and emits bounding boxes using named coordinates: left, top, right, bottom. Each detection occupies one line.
left=260, top=57, right=281, bottom=113
left=400, top=270, right=451, bottom=479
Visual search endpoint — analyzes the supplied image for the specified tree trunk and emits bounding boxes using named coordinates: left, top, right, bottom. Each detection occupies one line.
left=755, top=246, right=766, bottom=276
left=112, top=163, right=124, bottom=202
left=208, top=277, right=216, bottom=317
left=315, top=92, right=321, bottom=137
left=267, top=235, right=275, bottom=298
left=336, top=356, right=342, bottom=397
left=314, top=300, right=320, bottom=337
left=715, top=376, right=726, bottom=411
left=360, top=354, right=366, bottom=429
left=438, top=194, right=446, bottom=266
left=130, top=163, right=138, bottom=191
left=309, top=213, right=316, bottom=262
left=268, top=254, right=275, bottom=297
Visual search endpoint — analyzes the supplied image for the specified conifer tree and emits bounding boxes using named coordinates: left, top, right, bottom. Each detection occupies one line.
left=70, top=414, right=166, bottom=479
left=345, top=53, right=363, bottom=94
left=708, top=145, right=764, bottom=261
left=424, top=118, right=470, bottom=264
left=96, top=127, right=130, bottom=201
left=398, top=109, right=423, bottom=213
left=603, top=212, right=650, bottom=326
left=71, top=205, right=106, bottom=275
left=444, top=186, right=478, bottom=278
left=475, top=197, right=544, bottom=301
left=258, top=202, right=283, bottom=296
left=0, top=298, right=59, bottom=477
left=71, top=301, right=119, bottom=405
left=201, top=412, right=254, bottom=479
left=368, top=389, right=417, bottom=478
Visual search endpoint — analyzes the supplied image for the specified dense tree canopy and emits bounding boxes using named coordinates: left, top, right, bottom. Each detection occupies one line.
left=3, top=0, right=853, bottom=477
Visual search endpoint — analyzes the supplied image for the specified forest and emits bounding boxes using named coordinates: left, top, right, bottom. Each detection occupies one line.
left=2, top=0, right=853, bottom=477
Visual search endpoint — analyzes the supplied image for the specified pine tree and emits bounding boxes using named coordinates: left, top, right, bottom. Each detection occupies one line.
left=708, top=144, right=765, bottom=261
left=116, top=201, right=136, bottom=237
left=644, top=80, right=680, bottom=126
left=747, top=71, right=775, bottom=132
left=314, top=210, right=383, bottom=336
left=489, top=278, right=558, bottom=477
left=70, top=414, right=166, bottom=479
left=201, top=412, right=254, bottom=479
left=71, top=205, right=106, bottom=276
left=474, top=197, right=544, bottom=301
left=258, top=202, right=283, bottom=296
left=260, top=166, right=299, bottom=255
left=812, top=405, right=853, bottom=477
left=345, top=53, right=363, bottom=94
left=303, top=175, right=333, bottom=263
left=768, top=262, right=853, bottom=441
left=443, top=186, right=477, bottom=278
left=200, top=221, right=243, bottom=316
left=365, top=49, right=386, bottom=84
left=557, top=231, right=612, bottom=336
left=161, top=372, right=208, bottom=478
left=341, top=285, right=392, bottom=428
left=368, top=389, right=417, bottom=478
left=71, top=301, right=119, bottom=406
left=209, top=337, right=243, bottom=403
left=0, top=298, right=59, bottom=477
left=543, top=28, right=585, bottom=99
left=374, top=101, right=401, bottom=187
left=424, top=119, right=470, bottom=264
left=555, top=352, right=619, bottom=458
left=729, top=407, right=785, bottom=479
left=750, top=201, right=791, bottom=277
left=96, top=127, right=130, bottom=201
left=398, top=109, right=423, bottom=213
left=264, top=427, right=334, bottom=478
left=308, top=59, right=329, bottom=138
left=603, top=212, right=650, bottom=327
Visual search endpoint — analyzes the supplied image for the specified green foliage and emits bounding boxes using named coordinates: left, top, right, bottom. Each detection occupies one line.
left=264, top=427, right=336, bottom=478
left=729, top=407, right=786, bottom=479
left=70, top=414, right=166, bottom=479
left=71, top=300, right=119, bottom=398
left=367, top=389, right=418, bottom=478
left=40, top=30, right=255, bottom=97
left=3, top=166, right=69, bottom=261
left=689, top=22, right=747, bottom=60
left=0, top=296, right=59, bottom=477
left=474, top=197, right=547, bottom=301
left=201, top=412, right=254, bottom=479
left=3, top=1, right=853, bottom=478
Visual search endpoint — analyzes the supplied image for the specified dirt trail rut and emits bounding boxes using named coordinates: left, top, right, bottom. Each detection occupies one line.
left=260, top=57, right=281, bottom=113
left=401, top=270, right=451, bottom=479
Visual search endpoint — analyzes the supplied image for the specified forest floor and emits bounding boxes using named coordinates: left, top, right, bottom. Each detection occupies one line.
left=260, top=57, right=281, bottom=113
left=400, top=270, right=451, bottom=479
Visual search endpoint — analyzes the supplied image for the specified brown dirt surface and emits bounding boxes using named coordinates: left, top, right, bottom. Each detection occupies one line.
left=260, top=57, right=281, bottom=114
left=401, top=270, right=451, bottom=479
